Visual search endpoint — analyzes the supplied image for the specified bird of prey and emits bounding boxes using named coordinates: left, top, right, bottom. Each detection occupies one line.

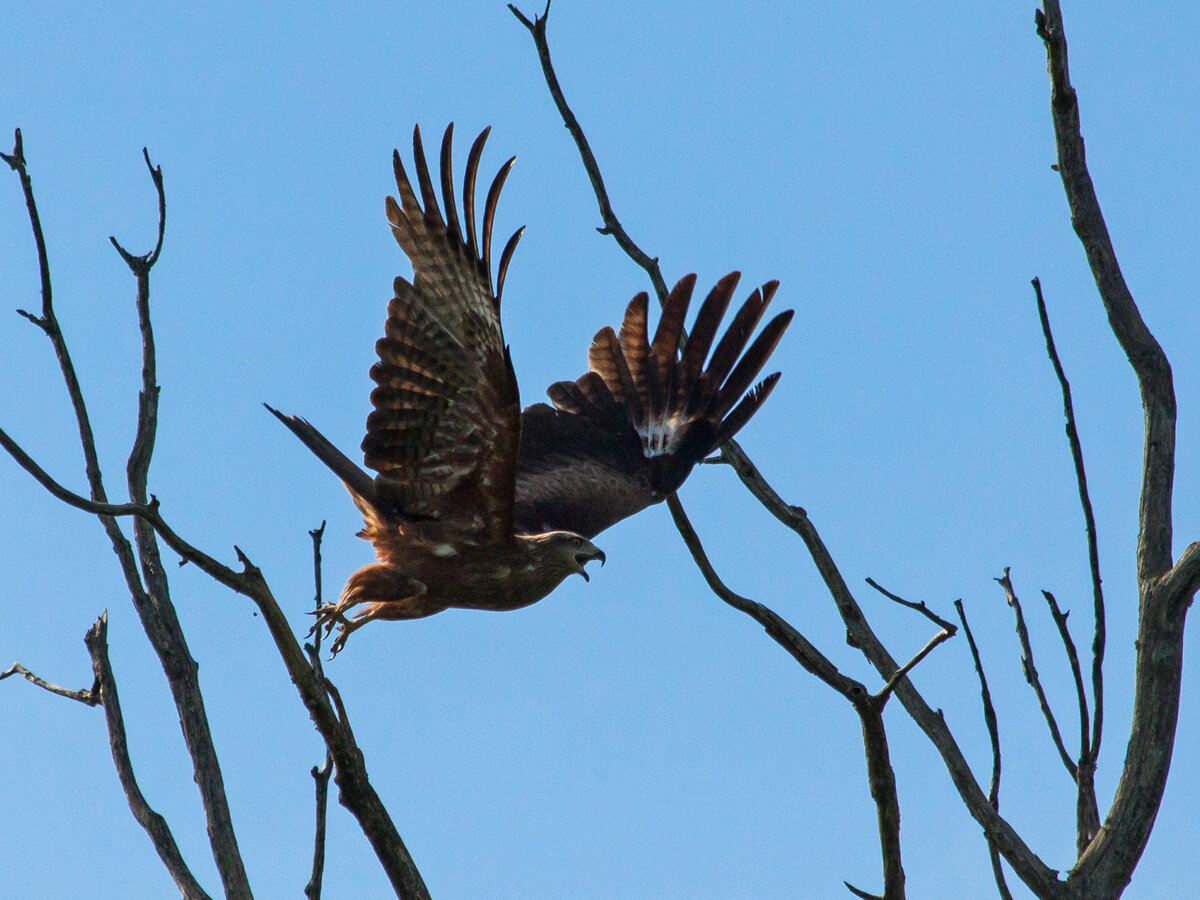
left=269, top=124, right=792, bottom=654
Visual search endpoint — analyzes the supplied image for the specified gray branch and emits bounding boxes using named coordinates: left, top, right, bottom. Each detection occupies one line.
left=995, top=569, right=1076, bottom=780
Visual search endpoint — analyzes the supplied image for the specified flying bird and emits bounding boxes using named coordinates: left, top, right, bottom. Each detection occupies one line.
left=269, top=124, right=792, bottom=654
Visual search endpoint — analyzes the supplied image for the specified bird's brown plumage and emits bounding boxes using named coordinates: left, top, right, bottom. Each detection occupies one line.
left=269, top=124, right=790, bottom=654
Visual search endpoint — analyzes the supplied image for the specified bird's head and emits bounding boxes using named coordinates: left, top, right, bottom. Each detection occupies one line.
left=546, top=531, right=606, bottom=582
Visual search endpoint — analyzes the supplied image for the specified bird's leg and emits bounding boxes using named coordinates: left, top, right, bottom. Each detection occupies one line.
left=311, top=571, right=428, bottom=656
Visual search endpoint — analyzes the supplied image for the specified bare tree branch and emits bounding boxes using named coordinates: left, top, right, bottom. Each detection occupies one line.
left=1042, top=590, right=1100, bottom=851
left=669, top=493, right=919, bottom=899
left=955, top=600, right=1014, bottom=900
left=305, top=521, right=333, bottom=900
left=84, top=613, right=213, bottom=900
left=995, top=569, right=1076, bottom=780
left=4, top=134, right=252, bottom=898
left=1, top=661, right=100, bottom=705
left=3, top=137, right=430, bottom=900
left=0, top=430, right=430, bottom=897
left=874, top=628, right=955, bottom=706
left=1036, top=3, right=1194, bottom=893
left=509, top=1, right=669, bottom=307
left=1031, top=277, right=1105, bottom=766
left=666, top=494, right=854, bottom=691
left=1161, top=541, right=1200, bottom=601
left=306, top=754, right=334, bottom=900
left=844, top=880, right=883, bottom=900
left=865, top=578, right=957, bottom=633
left=1036, top=4, right=1176, bottom=585
left=717, top=448, right=1064, bottom=896
left=509, top=9, right=1065, bottom=893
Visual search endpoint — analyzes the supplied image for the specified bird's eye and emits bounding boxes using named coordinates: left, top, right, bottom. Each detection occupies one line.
left=573, top=538, right=581, bottom=547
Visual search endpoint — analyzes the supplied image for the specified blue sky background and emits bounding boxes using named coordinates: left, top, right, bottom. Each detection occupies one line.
left=2, top=2, right=1199, bottom=898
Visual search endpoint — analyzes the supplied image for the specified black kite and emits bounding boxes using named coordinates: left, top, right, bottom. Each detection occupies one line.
left=269, top=125, right=792, bottom=654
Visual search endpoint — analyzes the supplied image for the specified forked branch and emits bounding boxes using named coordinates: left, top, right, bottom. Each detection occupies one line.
left=3, top=134, right=430, bottom=900
left=511, top=7, right=1062, bottom=895
left=1037, top=2, right=1195, bottom=894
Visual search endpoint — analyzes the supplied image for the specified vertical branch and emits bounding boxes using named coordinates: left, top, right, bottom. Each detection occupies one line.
left=84, top=613, right=213, bottom=900
left=1042, top=590, right=1100, bottom=851
left=509, top=2, right=669, bottom=306
left=846, top=702, right=906, bottom=900
left=1035, top=3, right=1175, bottom=584
left=955, top=600, right=1014, bottom=900
left=108, top=150, right=252, bottom=899
left=1032, top=277, right=1105, bottom=765
left=6, top=133, right=251, bottom=898
left=306, top=522, right=334, bottom=900
left=995, top=570, right=1076, bottom=780
left=2, top=130, right=108, bottom=499
left=1037, top=3, right=1189, bottom=894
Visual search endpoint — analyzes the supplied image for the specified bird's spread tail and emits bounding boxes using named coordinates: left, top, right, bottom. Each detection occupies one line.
left=546, top=273, right=792, bottom=495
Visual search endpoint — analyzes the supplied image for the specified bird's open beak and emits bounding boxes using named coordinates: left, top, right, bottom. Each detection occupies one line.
left=575, top=545, right=606, bottom=582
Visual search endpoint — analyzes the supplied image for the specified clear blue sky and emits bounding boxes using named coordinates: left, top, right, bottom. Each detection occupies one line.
left=2, top=2, right=1199, bottom=898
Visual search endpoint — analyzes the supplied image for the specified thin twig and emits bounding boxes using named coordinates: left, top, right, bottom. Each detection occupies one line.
left=84, top=613, right=213, bottom=900
left=1, top=662, right=100, bottom=704
left=875, top=628, right=955, bottom=705
left=305, top=754, right=334, bottom=900
left=995, top=569, right=1076, bottom=779
left=844, top=882, right=883, bottom=900
left=1041, top=591, right=1089, bottom=767
left=865, top=578, right=958, bottom=633
left=509, top=1, right=669, bottom=306
left=1043, top=590, right=1100, bottom=851
left=718, top=447, right=1061, bottom=895
left=955, top=600, right=1014, bottom=900
left=667, top=494, right=907, bottom=899
left=1032, top=276, right=1105, bottom=766
left=306, top=521, right=333, bottom=900
left=665, top=494, right=856, bottom=692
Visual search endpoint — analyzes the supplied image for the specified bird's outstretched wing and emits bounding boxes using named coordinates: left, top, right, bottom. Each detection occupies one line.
left=364, top=124, right=525, bottom=541
left=514, top=272, right=792, bottom=538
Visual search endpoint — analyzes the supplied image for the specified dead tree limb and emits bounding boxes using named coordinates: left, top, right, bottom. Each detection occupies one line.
left=2, top=134, right=430, bottom=900
left=995, top=569, right=1076, bottom=780
left=508, top=0, right=669, bottom=307
left=1035, top=2, right=1200, bottom=894
left=667, top=494, right=913, bottom=900
left=1, top=661, right=99, bottom=705
left=510, top=6, right=1068, bottom=895
left=1031, top=276, right=1105, bottom=764
left=3, top=131, right=252, bottom=900
left=305, top=521, right=334, bottom=900
left=84, top=613, right=214, bottom=900
left=955, top=600, right=1014, bottom=900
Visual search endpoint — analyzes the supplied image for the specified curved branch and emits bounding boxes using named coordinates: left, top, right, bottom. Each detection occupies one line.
left=1032, top=277, right=1105, bottom=769
left=1037, top=3, right=1190, bottom=894
left=667, top=494, right=906, bottom=899
left=719, top=446, right=1065, bottom=897
left=995, top=570, right=1076, bottom=780
left=509, top=2, right=669, bottom=306
left=84, top=613, right=214, bottom=900
left=955, top=601, right=1014, bottom=900
left=1035, top=4, right=1175, bottom=585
